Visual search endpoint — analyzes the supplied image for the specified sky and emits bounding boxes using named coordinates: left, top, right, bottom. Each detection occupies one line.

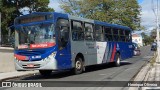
left=139, top=0, right=156, bottom=32
left=48, top=0, right=63, bottom=12
left=48, top=0, right=157, bottom=34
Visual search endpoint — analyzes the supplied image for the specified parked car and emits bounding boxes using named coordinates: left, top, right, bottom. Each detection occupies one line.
left=132, top=42, right=141, bottom=56
left=151, top=42, right=157, bottom=51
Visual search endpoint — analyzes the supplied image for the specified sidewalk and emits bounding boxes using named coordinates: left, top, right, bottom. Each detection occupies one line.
left=0, top=47, right=38, bottom=81
left=0, top=46, right=13, bottom=50
left=0, top=71, right=39, bottom=81
left=129, top=54, right=160, bottom=90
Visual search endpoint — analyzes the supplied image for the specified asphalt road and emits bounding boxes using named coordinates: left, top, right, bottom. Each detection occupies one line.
left=1, top=46, right=154, bottom=90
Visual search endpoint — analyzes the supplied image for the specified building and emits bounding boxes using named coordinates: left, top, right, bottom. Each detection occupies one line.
left=132, top=34, right=143, bottom=47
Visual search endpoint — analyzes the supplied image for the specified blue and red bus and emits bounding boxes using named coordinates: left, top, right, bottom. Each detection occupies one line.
left=14, top=12, right=133, bottom=76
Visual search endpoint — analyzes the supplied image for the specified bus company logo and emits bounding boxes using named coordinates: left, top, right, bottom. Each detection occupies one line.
left=116, top=44, right=120, bottom=50
left=32, top=56, right=41, bottom=59
left=2, top=82, right=12, bottom=87
left=117, top=44, right=119, bottom=48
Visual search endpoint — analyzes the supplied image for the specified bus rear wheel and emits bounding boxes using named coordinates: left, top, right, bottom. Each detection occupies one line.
left=74, top=56, right=84, bottom=74
left=114, top=53, right=121, bottom=67
left=39, top=70, right=52, bottom=76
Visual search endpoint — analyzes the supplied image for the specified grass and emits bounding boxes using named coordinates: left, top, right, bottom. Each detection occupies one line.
left=150, top=52, right=157, bottom=67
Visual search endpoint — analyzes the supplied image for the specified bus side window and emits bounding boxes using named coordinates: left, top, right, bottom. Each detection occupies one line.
left=104, top=27, right=112, bottom=41
left=112, top=28, right=119, bottom=41
left=119, top=30, right=125, bottom=42
left=57, top=19, right=69, bottom=48
left=125, top=30, right=131, bottom=42
left=71, top=21, right=84, bottom=41
left=95, top=25, right=104, bottom=41
left=84, top=23, right=94, bottom=41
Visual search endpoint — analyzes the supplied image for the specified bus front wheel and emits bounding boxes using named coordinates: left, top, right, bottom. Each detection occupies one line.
left=74, top=56, right=84, bottom=74
left=114, top=53, right=121, bottom=67
left=39, top=70, right=52, bottom=76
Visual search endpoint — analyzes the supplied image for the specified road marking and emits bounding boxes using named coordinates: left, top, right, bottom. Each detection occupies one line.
left=99, top=74, right=107, bottom=76
left=143, top=56, right=153, bottom=59
left=142, top=87, right=160, bottom=90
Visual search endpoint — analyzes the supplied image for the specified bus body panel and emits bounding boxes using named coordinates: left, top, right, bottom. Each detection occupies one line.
left=14, top=12, right=133, bottom=71
left=69, top=16, right=98, bottom=66
left=70, top=41, right=98, bottom=66
left=14, top=46, right=58, bottom=70
left=96, top=42, right=107, bottom=64
left=54, top=12, right=72, bottom=70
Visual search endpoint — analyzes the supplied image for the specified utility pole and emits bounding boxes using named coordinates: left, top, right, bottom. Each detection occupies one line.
left=156, top=0, right=160, bottom=62
left=0, top=12, right=1, bottom=46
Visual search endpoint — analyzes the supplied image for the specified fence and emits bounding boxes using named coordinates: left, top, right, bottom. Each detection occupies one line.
left=1, top=35, right=14, bottom=47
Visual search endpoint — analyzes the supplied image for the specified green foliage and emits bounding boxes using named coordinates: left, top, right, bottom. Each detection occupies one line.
left=60, top=0, right=141, bottom=30
left=0, top=0, right=54, bottom=35
left=151, top=29, right=156, bottom=39
left=0, top=0, right=16, bottom=34
left=17, top=0, right=54, bottom=13
left=141, top=32, right=154, bottom=45
left=150, top=28, right=160, bottom=42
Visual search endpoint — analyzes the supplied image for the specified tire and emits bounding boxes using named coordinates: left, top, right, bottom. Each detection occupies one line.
left=74, top=56, right=84, bottom=74
left=114, top=53, right=121, bottom=67
left=39, top=70, right=52, bottom=76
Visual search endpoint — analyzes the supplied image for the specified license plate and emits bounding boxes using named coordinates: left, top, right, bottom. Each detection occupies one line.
left=27, top=64, right=34, bottom=67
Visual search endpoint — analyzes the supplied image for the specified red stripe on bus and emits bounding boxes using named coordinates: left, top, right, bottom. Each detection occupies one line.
left=30, top=42, right=56, bottom=49
left=110, top=44, right=116, bottom=62
left=14, top=54, right=28, bottom=60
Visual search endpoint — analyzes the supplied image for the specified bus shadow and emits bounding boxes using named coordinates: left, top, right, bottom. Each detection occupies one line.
left=21, top=62, right=132, bottom=80
left=84, top=62, right=131, bottom=73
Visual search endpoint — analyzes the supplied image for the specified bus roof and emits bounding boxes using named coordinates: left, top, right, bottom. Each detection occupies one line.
left=94, top=20, right=131, bottom=30
left=14, top=12, right=132, bottom=31
left=64, top=12, right=131, bottom=31
left=15, top=12, right=53, bottom=19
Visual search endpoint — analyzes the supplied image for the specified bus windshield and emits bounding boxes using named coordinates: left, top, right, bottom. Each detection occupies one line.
left=15, top=23, right=56, bottom=49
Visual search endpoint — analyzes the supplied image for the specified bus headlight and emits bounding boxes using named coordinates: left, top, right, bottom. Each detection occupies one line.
left=43, top=52, right=57, bottom=61
left=48, top=52, right=57, bottom=59
left=51, top=52, right=57, bottom=57
left=15, top=57, right=21, bottom=62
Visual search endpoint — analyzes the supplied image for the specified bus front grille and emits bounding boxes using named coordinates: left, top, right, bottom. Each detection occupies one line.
left=22, top=64, right=41, bottom=69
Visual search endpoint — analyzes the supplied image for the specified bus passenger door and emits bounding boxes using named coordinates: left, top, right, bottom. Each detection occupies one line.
left=56, top=19, right=72, bottom=69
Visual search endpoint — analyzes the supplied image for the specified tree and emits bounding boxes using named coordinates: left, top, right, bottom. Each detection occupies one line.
left=60, top=0, right=141, bottom=30
left=151, top=29, right=156, bottom=39
left=0, top=0, right=16, bottom=35
left=141, top=32, right=154, bottom=45
left=17, top=0, right=54, bottom=14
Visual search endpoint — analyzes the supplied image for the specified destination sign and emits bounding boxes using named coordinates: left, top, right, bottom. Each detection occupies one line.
left=20, top=16, right=46, bottom=24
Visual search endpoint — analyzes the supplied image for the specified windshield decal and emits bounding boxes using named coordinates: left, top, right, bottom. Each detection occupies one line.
left=30, top=42, right=56, bottom=49
left=18, top=45, right=28, bottom=49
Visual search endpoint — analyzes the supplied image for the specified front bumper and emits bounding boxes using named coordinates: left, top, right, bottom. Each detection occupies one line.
left=14, top=57, right=58, bottom=71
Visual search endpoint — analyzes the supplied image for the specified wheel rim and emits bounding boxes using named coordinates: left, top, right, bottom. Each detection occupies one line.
left=76, top=60, right=82, bottom=70
left=117, top=56, right=120, bottom=65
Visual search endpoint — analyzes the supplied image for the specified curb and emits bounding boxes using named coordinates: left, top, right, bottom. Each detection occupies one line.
left=0, top=71, right=39, bottom=81
left=0, top=47, right=14, bottom=50
left=128, top=55, right=156, bottom=90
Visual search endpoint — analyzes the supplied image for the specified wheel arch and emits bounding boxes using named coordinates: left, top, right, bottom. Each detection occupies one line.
left=75, top=53, right=85, bottom=62
left=116, top=51, right=120, bottom=56
left=72, top=53, right=85, bottom=68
